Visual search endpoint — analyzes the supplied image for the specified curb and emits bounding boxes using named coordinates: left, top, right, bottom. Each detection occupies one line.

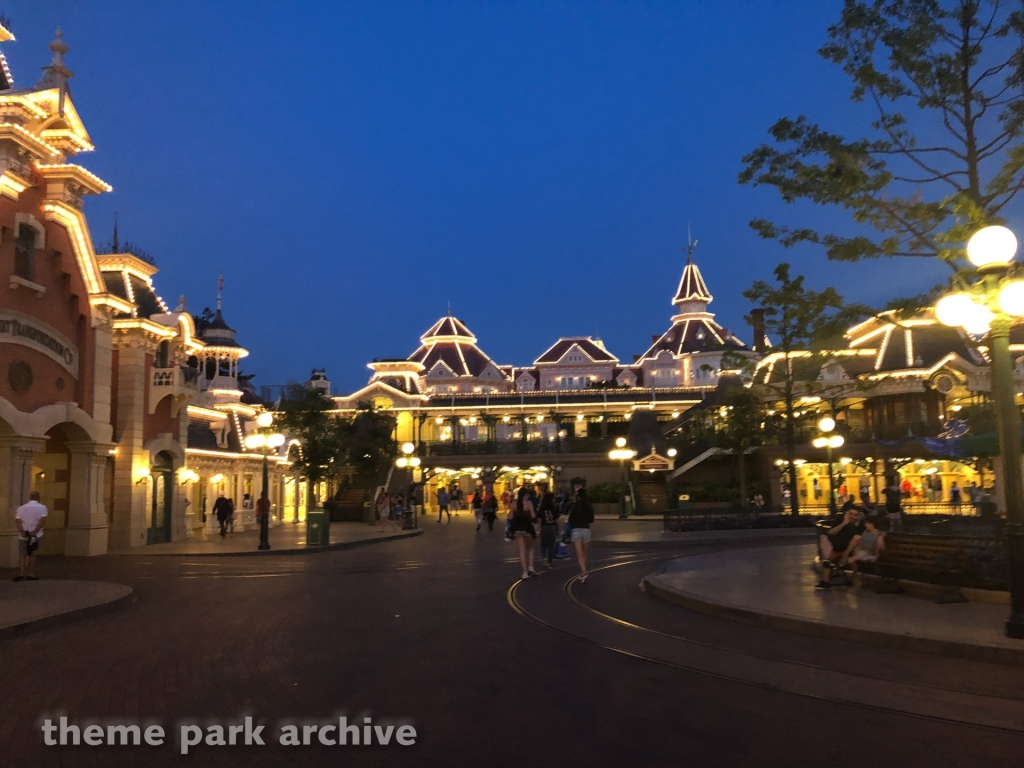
left=593, top=528, right=815, bottom=547
left=0, top=586, right=135, bottom=642
left=642, top=572, right=1024, bottom=667
left=109, top=528, right=424, bottom=558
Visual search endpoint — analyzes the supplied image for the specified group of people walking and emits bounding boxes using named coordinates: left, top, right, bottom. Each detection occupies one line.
left=508, top=483, right=594, bottom=583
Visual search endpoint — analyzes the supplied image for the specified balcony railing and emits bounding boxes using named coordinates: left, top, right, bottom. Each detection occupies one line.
left=421, top=437, right=614, bottom=456
left=150, top=366, right=199, bottom=414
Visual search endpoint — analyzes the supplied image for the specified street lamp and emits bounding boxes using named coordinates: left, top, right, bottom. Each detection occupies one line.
left=244, top=411, right=285, bottom=551
left=812, top=416, right=844, bottom=514
left=935, top=224, right=1024, bottom=638
left=609, top=437, right=636, bottom=519
left=395, top=442, right=421, bottom=529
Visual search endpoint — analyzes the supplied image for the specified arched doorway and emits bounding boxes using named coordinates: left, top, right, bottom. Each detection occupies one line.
left=148, top=451, right=174, bottom=544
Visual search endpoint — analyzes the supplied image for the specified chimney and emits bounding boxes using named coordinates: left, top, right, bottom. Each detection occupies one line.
left=750, top=308, right=766, bottom=353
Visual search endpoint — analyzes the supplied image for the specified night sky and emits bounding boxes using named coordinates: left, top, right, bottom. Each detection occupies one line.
left=7, top=2, right=971, bottom=391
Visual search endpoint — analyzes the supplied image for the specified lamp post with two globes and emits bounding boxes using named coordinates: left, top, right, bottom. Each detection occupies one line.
left=244, top=412, right=286, bottom=551
left=934, top=225, right=1024, bottom=638
left=395, top=442, right=421, bottom=529
left=812, top=416, right=844, bottom=515
left=608, top=437, right=636, bottom=518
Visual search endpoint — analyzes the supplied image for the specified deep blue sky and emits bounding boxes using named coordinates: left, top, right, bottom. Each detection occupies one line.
left=9, top=1, right=960, bottom=391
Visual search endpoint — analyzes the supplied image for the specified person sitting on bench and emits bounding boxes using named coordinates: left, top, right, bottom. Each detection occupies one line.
left=816, top=507, right=864, bottom=590
left=847, top=515, right=886, bottom=580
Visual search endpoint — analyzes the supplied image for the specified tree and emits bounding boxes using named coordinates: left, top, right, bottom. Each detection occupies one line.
left=193, top=307, right=216, bottom=335
left=277, top=385, right=345, bottom=510
left=711, top=385, right=770, bottom=506
left=740, top=0, right=1024, bottom=295
left=339, top=402, right=397, bottom=484
left=739, top=264, right=868, bottom=514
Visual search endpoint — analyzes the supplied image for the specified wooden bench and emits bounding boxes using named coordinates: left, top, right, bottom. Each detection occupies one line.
left=860, top=533, right=969, bottom=603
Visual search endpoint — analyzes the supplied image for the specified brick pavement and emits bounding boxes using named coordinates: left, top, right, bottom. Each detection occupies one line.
left=0, top=517, right=1021, bottom=767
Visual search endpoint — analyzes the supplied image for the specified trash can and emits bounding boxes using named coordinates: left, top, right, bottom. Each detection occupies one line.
left=677, top=493, right=692, bottom=512
left=362, top=501, right=375, bottom=525
left=306, top=509, right=330, bottom=546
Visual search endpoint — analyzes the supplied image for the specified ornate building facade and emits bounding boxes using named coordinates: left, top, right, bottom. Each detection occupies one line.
left=0, top=26, right=287, bottom=566
left=330, top=250, right=757, bottom=495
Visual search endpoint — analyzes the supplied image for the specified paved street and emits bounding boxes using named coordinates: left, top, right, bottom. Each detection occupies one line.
left=3, top=516, right=1024, bottom=767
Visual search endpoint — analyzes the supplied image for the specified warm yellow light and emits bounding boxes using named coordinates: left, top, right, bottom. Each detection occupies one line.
left=396, top=457, right=408, bottom=468
left=503, top=415, right=511, bottom=423
left=615, top=437, right=627, bottom=448
left=256, top=412, right=274, bottom=428
left=577, top=413, right=584, bottom=421
left=608, top=448, right=636, bottom=461
left=818, top=416, right=835, bottom=432
left=839, top=457, right=852, bottom=465
left=267, top=433, right=286, bottom=449
left=935, top=292, right=976, bottom=327
left=828, top=435, right=845, bottom=448
left=812, top=437, right=828, bottom=448
left=967, top=225, right=1017, bottom=268
left=459, top=418, right=469, bottom=426
left=435, top=416, right=444, bottom=424
left=211, top=473, right=224, bottom=484
left=245, top=434, right=267, bottom=450
left=671, top=411, right=680, bottom=419
left=401, top=442, right=415, bottom=455
left=962, top=302, right=994, bottom=335
left=667, top=448, right=678, bottom=457
left=999, top=280, right=1024, bottom=316
left=410, top=457, right=421, bottom=467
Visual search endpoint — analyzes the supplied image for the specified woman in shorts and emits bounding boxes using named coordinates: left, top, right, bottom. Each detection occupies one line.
left=509, top=487, right=538, bottom=579
left=567, top=487, right=595, bottom=583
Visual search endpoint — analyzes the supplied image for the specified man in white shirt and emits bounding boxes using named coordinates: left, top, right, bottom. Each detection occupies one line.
left=14, top=491, right=47, bottom=581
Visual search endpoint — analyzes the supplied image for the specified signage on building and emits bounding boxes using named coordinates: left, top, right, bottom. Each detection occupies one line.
left=0, top=310, right=79, bottom=376
left=633, top=449, right=673, bottom=473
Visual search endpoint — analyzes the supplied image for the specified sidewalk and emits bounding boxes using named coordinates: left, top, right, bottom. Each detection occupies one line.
left=109, top=522, right=422, bottom=556
left=0, top=579, right=133, bottom=639
left=644, top=542, right=1024, bottom=665
left=595, top=527, right=814, bottom=546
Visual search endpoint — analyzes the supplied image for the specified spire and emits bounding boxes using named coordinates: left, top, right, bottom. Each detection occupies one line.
left=217, top=272, right=223, bottom=311
left=175, top=295, right=187, bottom=313
left=37, top=28, right=73, bottom=116
left=672, top=230, right=713, bottom=311
left=111, top=212, right=119, bottom=253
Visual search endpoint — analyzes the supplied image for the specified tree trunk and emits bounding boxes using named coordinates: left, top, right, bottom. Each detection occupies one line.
left=785, top=390, right=799, bottom=516
left=738, top=448, right=748, bottom=510
left=307, top=476, right=318, bottom=512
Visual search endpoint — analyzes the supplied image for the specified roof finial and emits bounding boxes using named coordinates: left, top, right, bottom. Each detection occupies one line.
left=217, top=273, right=223, bottom=311
left=37, top=27, right=73, bottom=116
left=447, top=300, right=451, bottom=317
left=685, top=224, right=698, bottom=264
left=111, top=212, right=119, bottom=253
left=176, top=295, right=187, bottom=312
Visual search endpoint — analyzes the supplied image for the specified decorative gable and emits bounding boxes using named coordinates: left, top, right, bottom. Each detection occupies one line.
left=428, top=360, right=455, bottom=378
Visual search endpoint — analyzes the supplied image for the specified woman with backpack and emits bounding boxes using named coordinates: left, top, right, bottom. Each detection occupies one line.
left=567, top=487, right=595, bottom=583
left=509, top=486, right=538, bottom=579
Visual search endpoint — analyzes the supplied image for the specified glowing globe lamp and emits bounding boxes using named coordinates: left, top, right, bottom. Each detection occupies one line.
left=967, top=225, right=1017, bottom=268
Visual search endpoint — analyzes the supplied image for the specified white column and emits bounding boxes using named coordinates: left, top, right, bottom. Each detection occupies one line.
left=110, top=337, right=151, bottom=549
left=65, top=441, right=113, bottom=556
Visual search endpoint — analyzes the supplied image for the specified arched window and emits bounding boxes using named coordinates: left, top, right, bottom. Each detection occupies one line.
left=14, top=223, right=36, bottom=281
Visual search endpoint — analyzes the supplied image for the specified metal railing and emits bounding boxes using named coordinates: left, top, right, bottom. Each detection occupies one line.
left=421, top=437, right=613, bottom=456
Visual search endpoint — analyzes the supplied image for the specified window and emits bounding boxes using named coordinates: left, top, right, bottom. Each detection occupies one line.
left=14, top=224, right=35, bottom=282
